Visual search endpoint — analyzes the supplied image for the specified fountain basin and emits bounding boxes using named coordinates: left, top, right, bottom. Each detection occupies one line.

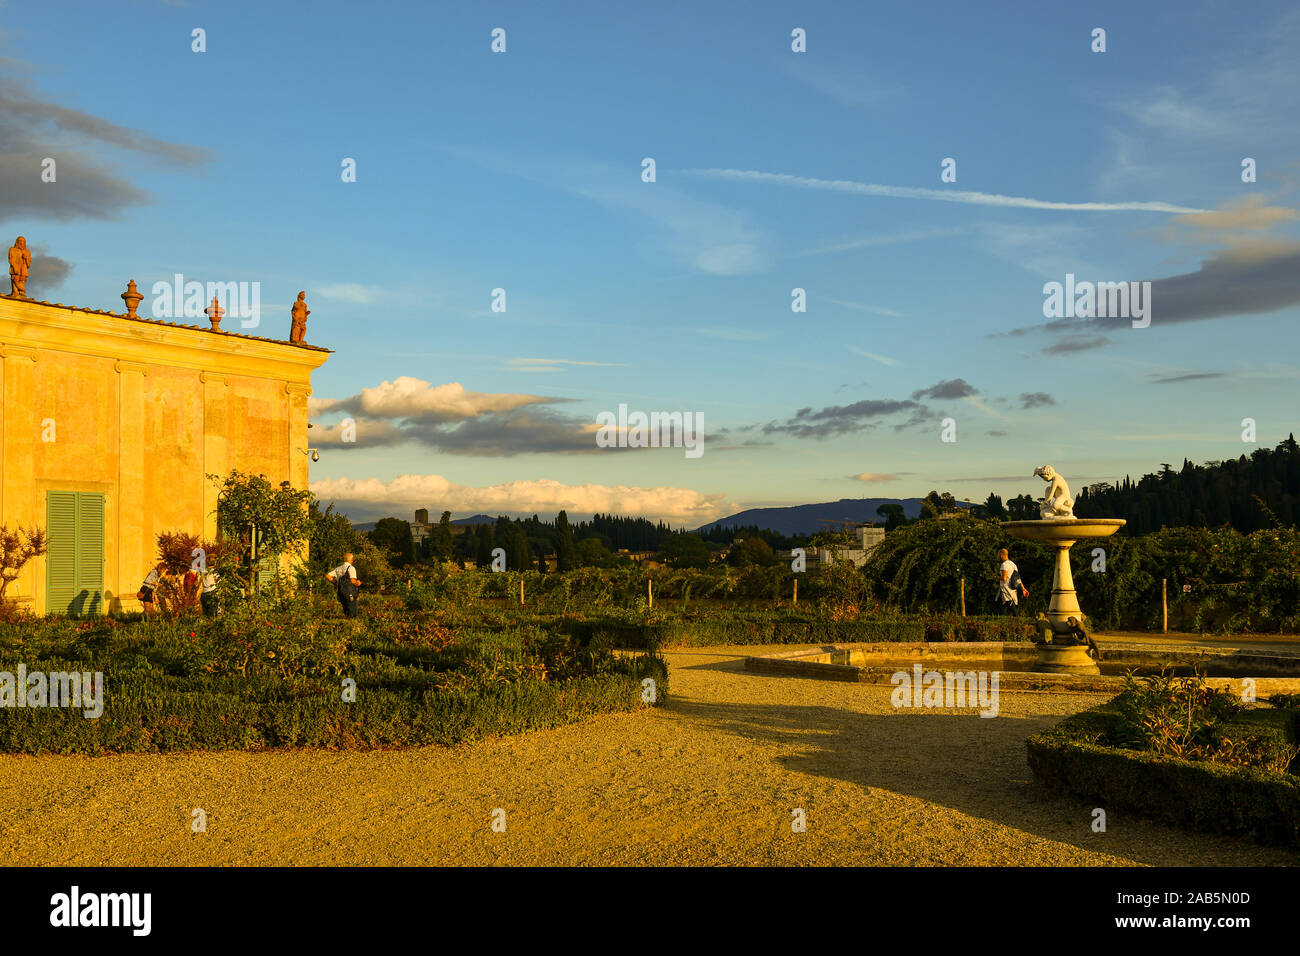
left=1001, top=518, right=1127, bottom=542
left=743, top=641, right=1300, bottom=693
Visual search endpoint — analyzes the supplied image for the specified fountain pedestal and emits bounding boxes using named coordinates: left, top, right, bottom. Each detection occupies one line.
left=1002, top=518, right=1126, bottom=675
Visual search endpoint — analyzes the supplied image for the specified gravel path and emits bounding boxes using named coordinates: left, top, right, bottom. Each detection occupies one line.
left=0, top=645, right=1294, bottom=866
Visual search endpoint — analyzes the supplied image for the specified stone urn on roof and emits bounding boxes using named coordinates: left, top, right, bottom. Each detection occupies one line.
left=204, top=295, right=226, bottom=331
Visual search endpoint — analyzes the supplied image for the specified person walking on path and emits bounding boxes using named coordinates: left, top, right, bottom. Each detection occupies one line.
left=326, top=553, right=362, bottom=618
left=996, top=548, right=1027, bottom=616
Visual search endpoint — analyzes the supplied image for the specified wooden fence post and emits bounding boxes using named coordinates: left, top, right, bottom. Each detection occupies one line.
left=960, top=578, right=965, bottom=617
left=648, top=578, right=653, bottom=609
left=793, top=577, right=798, bottom=605
left=1162, top=578, right=1168, bottom=633
left=520, top=578, right=525, bottom=606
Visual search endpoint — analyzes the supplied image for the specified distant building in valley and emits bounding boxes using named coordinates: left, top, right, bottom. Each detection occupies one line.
left=778, top=525, right=886, bottom=569
left=815, top=525, right=885, bottom=568
left=410, top=508, right=432, bottom=547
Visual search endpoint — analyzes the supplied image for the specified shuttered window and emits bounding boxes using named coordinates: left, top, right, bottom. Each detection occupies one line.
left=45, top=491, right=104, bottom=616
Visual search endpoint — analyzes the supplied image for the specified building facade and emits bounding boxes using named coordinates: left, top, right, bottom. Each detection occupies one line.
left=410, top=508, right=433, bottom=549
left=0, top=289, right=329, bottom=614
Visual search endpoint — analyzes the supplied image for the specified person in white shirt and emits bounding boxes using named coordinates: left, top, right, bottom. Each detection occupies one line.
left=326, top=552, right=362, bottom=618
left=139, top=563, right=166, bottom=616
left=200, top=569, right=220, bottom=618
left=997, top=548, right=1023, bottom=616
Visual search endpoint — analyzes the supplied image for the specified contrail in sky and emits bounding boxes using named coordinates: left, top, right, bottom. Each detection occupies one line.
left=681, top=168, right=1208, bottom=214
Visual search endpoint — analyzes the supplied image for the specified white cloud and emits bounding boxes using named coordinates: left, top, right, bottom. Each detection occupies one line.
left=847, top=346, right=901, bottom=366
left=506, top=357, right=624, bottom=369
left=831, top=298, right=903, bottom=318
left=310, top=473, right=731, bottom=526
left=694, top=327, right=770, bottom=342
left=975, top=222, right=1105, bottom=280
left=962, top=395, right=1011, bottom=421
left=774, top=58, right=902, bottom=109
left=442, top=148, right=769, bottom=275
left=795, top=227, right=965, bottom=258
left=311, top=377, right=556, bottom=422
left=316, top=283, right=381, bottom=305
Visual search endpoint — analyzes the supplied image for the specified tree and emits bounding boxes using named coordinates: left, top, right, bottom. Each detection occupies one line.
left=555, top=510, right=576, bottom=572
left=660, top=532, right=710, bottom=569
left=475, top=524, right=495, bottom=568
left=730, top=535, right=774, bottom=567
left=154, top=531, right=224, bottom=617
left=307, top=498, right=360, bottom=577
left=350, top=535, right=394, bottom=592
left=435, top=511, right=454, bottom=561
left=1006, top=494, right=1038, bottom=521
left=210, top=470, right=312, bottom=593
left=981, top=493, right=1007, bottom=520
left=371, top=517, right=415, bottom=568
left=575, top=537, right=612, bottom=568
left=506, top=522, right=534, bottom=571
left=875, top=503, right=907, bottom=531
left=0, top=526, right=46, bottom=607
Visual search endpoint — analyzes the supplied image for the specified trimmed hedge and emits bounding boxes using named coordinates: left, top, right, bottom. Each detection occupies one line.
left=1027, top=704, right=1300, bottom=847
left=563, top=613, right=1033, bottom=649
left=0, top=653, right=667, bottom=755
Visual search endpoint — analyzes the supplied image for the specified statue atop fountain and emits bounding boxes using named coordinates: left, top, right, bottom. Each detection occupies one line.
left=1003, top=465, right=1125, bottom=675
left=1033, top=465, right=1074, bottom=519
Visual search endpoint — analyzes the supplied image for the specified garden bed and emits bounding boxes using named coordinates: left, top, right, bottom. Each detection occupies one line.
left=1027, top=693, right=1300, bottom=846
left=0, top=601, right=666, bottom=755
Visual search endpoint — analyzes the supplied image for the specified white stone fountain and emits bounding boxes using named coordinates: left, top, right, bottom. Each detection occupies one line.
left=1002, top=466, right=1125, bottom=675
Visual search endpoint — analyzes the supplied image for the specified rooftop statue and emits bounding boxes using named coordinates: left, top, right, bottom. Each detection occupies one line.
left=1034, top=465, right=1074, bottom=519
left=290, top=291, right=310, bottom=344
left=8, top=236, right=30, bottom=298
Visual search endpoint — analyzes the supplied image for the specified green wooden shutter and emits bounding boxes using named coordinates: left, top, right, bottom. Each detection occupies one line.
left=44, top=491, right=104, bottom=616
left=45, top=492, right=78, bottom=614
left=76, top=493, right=104, bottom=615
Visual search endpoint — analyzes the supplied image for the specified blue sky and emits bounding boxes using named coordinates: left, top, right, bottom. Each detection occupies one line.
left=5, top=0, right=1299, bottom=526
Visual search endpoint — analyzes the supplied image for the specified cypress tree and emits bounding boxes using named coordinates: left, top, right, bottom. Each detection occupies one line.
left=435, top=510, right=454, bottom=560
left=556, top=510, right=576, bottom=572
left=475, top=523, right=494, bottom=567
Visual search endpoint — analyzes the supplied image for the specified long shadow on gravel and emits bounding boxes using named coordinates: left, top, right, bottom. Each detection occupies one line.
left=664, top=696, right=1297, bottom=866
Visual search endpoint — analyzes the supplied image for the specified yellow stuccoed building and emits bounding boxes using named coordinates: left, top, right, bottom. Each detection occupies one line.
left=0, top=285, right=330, bottom=615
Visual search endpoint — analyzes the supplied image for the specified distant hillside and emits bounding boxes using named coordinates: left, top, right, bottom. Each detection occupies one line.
left=452, top=514, right=497, bottom=527
left=696, top=498, right=964, bottom=536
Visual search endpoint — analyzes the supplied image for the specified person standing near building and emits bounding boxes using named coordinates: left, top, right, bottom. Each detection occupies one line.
left=326, top=552, right=361, bottom=618
left=200, top=568, right=220, bottom=618
left=138, top=562, right=166, bottom=616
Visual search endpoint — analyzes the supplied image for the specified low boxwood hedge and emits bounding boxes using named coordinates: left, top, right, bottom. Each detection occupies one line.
left=563, top=613, right=1032, bottom=648
left=1027, top=704, right=1300, bottom=847
left=0, top=653, right=667, bottom=755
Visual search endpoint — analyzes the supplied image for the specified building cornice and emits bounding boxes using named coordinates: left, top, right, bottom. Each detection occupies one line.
left=0, top=296, right=330, bottom=384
